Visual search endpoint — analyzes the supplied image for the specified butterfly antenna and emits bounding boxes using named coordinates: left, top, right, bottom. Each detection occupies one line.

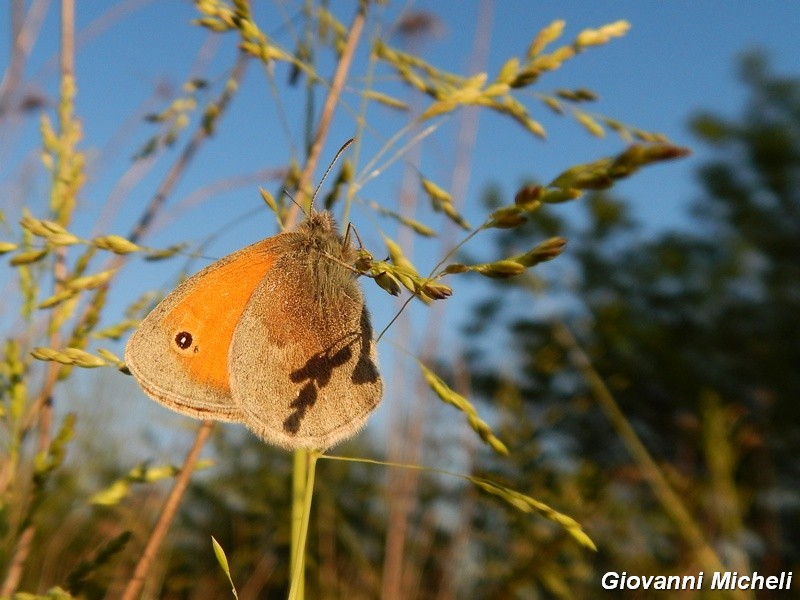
left=283, top=190, right=309, bottom=222
left=311, top=138, right=355, bottom=210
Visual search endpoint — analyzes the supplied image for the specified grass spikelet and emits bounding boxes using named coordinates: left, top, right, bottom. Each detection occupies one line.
left=38, top=289, right=78, bottom=310
left=419, top=363, right=508, bottom=456
left=371, top=266, right=402, bottom=296
left=513, top=237, right=568, bottom=267
left=30, top=347, right=107, bottom=368
left=65, top=269, right=116, bottom=292
left=92, top=235, right=142, bottom=254
left=575, top=111, right=605, bottom=137
left=20, top=215, right=70, bottom=238
left=211, top=537, right=239, bottom=599
left=96, top=348, right=126, bottom=370
left=467, top=476, right=597, bottom=551
left=144, top=244, right=186, bottom=261
left=420, top=177, right=471, bottom=229
left=383, top=236, right=420, bottom=288
left=89, top=460, right=214, bottom=506
left=469, top=259, right=527, bottom=279
left=3, top=339, right=27, bottom=420
left=488, top=206, right=527, bottom=229
left=35, top=413, right=76, bottom=481
left=370, top=202, right=437, bottom=237
left=362, top=90, right=410, bottom=111
left=65, top=531, right=132, bottom=596
left=10, top=248, right=50, bottom=266
left=574, top=20, right=631, bottom=49
left=496, top=57, right=520, bottom=84
left=527, top=20, right=566, bottom=59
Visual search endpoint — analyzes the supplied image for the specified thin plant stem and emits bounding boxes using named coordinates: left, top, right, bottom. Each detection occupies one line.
left=352, top=121, right=440, bottom=192
left=290, top=448, right=309, bottom=600
left=702, top=392, right=750, bottom=576
left=552, top=322, right=747, bottom=597
left=379, top=47, right=432, bottom=593
left=288, top=451, right=319, bottom=600
left=322, top=454, right=459, bottom=479
left=0, top=525, right=34, bottom=598
left=0, top=0, right=49, bottom=115
left=120, top=420, right=215, bottom=600
left=435, top=361, right=481, bottom=600
left=302, top=0, right=316, bottom=154
left=289, top=2, right=366, bottom=216
left=340, top=18, right=382, bottom=226
left=285, top=5, right=369, bottom=598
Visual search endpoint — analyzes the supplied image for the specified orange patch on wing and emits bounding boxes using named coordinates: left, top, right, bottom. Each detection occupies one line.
left=163, top=242, right=277, bottom=394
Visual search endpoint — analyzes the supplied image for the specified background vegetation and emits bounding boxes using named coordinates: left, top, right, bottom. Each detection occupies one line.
left=1, top=2, right=797, bottom=599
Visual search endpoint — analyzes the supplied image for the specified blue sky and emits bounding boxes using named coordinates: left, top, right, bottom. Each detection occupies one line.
left=6, top=2, right=800, bottom=237
left=2, top=1, right=800, bottom=456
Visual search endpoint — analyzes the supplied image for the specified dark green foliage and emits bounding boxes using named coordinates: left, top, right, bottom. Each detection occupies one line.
left=465, top=51, right=800, bottom=592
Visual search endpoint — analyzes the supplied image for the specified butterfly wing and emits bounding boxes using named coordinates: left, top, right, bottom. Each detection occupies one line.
left=125, top=238, right=280, bottom=421
left=230, top=242, right=383, bottom=449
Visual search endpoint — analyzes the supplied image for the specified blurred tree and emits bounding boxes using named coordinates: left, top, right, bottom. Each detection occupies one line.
left=464, top=50, right=800, bottom=592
